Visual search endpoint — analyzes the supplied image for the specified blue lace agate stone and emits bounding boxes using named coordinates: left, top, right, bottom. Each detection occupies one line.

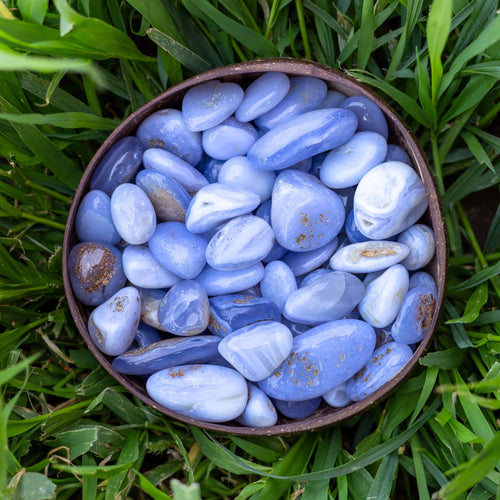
left=323, top=382, right=351, bottom=408
left=385, top=144, right=411, bottom=164
left=281, top=238, right=338, bottom=277
left=134, top=322, right=162, bottom=348
left=318, top=90, right=346, bottom=109
left=409, top=271, right=437, bottom=296
left=260, top=261, right=297, bottom=311
left=236, top=383, right=278, bottom=427
left=345, top=210, right=369, bottom=243
left=138, top=288, right=167, bottom=331
left=273, top=397, right=322, bottom=419
left=298, top=268, right=331, bottom=288
left=397, top=224, right=435, bottom=271
left=341, top=95, right=389, bottom=139
left=255, top=200, right=287, bottom=262
left=196, top=263, right=264, bottom=296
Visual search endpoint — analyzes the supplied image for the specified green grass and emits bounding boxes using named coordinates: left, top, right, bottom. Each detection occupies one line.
left=0, top=0, right=499, bottom=498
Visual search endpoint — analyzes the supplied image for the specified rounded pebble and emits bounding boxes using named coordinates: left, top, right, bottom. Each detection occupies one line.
left=398, top=224, right=435, bottom=271
left=236, top=383, right=278, bottom=427
left=196, top=263, right=264, bottom=296
left=274, top=397, right=322, bottom=419
left=341, top=95, right=389, bottom=139
left=260, top=261, right=297, bottom=311
left=323, top=382, right=351, bottom=408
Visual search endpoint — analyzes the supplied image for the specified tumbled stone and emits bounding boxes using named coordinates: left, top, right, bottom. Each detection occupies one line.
left=341, top=95, right=389, bottom=139
left=182, top=80, right=244, bottom=132
left=345, top=210, right=369, bottom=243
left=136, top=109, right=202, bottom=165
left=68, top=242, right=126, bottom=306
left=138, top=288, right=167, bottom=331
left=258, top=319, right=376, bottom=401
left=185, top=183, right=260, bottom=233
left=298, top=268, right=331, bottom=288
left=281, top=238, right=338, bottom=277
left=148, top=222, right=207, bottom=280
left=110, top=183, right=156, bottom=245
left=146, top=364, right=248, bottom=422
left=112, top=335, right=220, bottom=375
left=281, top=318, right=310, bottom=336
left=397, top=224, right=435, bottom=271
left=90, top=136, right=143, bottom=195
left=271, top=170, right=345, bottom=252
left=260, top=261, right=297, bottom=311
left=283, top=271, right=364, bottom=325
left=318, top=90, right=346, bottom=109
left=157, top=280, right=209, bottom=336
left=88, top=286, right=141, bottom=356
left=273, top=397, right=322, bottom=419
left=323, top=382, right=351, bottom=408
left=196, top=263, right=264, bottom=296
left=359, top=264, right=409, bottom=328
left=347, top=342, right=413, bottom=401
left=236, top=383, right=278, bottom=427
left=409, top=271, right=437, bottom=296
left=255, top=200, right=287, bottom=262
left=218, top=321, right=293, bottom=381
left=197, top=155, right=224, bottom=183
left=134, top=322, right=162, bottom=348
left=385, top=144, right=411, bottom=164
left=353, top=161, right=428, bottom=239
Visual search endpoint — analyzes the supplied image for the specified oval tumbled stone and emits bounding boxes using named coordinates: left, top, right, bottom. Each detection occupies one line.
left=146, top=364, right=248, bottom=422
left=236, top=383, right=278, bottom=428
left=341, top=95, right=389, bottom=139
left=196, top=263, right=264, bottom=296
left=397, top=224, right=435, bottom=271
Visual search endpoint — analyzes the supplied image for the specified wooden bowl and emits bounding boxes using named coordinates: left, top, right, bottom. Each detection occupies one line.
left=62, top=58, right=447, bottom=436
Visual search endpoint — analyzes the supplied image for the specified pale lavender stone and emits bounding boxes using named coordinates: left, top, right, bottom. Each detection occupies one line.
left=318, top=90, right=347, bottom=109
left=409, top=271, right=437, bottom=296
left=341, top=95, right=389, bottom=139
left=260, top=261, right=297, bottom=311
left=196, top=263, right=264, bottom=296
left=197, top=155, right=224, bottom=183
left=236, top=383, right=278, bottom=427
left=134, top=322, right=162, bottom=348
left=298, top=268, right=331, bottom=288
left=323, top=382, right=351, bottom=408
left=274, top=397, right=322, bottom=419
left=138, top=288, right=168, bottom=331
left=281, top=238, right=338, bottom=277
left=385, top=144, right=411, bottom=164
left=255, top=200, right=287, bottom=262
left=397, top=224, right=435, bottom=271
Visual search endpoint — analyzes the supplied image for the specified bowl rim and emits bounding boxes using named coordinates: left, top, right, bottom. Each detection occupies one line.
left=62, top=57, right=448, bottom=436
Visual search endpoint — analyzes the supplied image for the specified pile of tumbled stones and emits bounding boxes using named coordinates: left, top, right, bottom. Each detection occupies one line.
left=68, top=72, right=437, bottom=427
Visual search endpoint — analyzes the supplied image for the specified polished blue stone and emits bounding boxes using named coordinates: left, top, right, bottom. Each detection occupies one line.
left=197, top=155, right=224, bottom=183
left=391, top=286, right=436, bottom=344
left=236, top=72, right=290, bottom=122
left=236, top=383, right=278, bottom=427
left=110, top=183, right=156, bottom=245
left=136, top=109, right=202, bottom=166
left=271, top=170, right=345, bottom=252
left=258, top=319, right=376, bottom=401
left=123, top=245, right=180, bottom=289
left=298, top=268, right=331, bottom=288
left=148, top=222, right=207, bottom=279
left=218, top=156, right=276, bottom=203
left=273, top=397, right=322, bottom=419
left=196, top=263, right=264, bottom=296
left=75, top=190, right=121, bottom=245
left=347, top=342, right=413, bottom=401
left=206, top=215, right=274, bottom=271
left=281, top=318, right=310, bottom=336
left=90, top=136, right=143, bottom=195
left=260, top=261, right=297, bottom=311
left=397, top=224, right=435, bottom=271
left=134, top=322, right=162, bottom=348
left=341, top=95, right=389, bottom=139
left=113, top=335, right=220, bottom=375
left=409, top=271, right=437, bottom=296
left=353, top=161, right=428, bottom=239
left=88, top=286, right=141, bottom=356
left=320, top=131, right=387, bottom=189
left=138, top=287, right=168, bottom=331
left=186, top=183, right=260, bottom=233
left=142, top=147, right=208, bottom=193
left=255, top=200, right=287, bottom=262
left=69, top=242, right=126, bottom=306
left=287, top=157, right=312, bottom=173
left=157, top=280, right=209, bottom=336
left=318, top=90, right=346, bottom=109
left=359, top=264, right=409, bottom=328
left=182, top=80, right=244, bottom=132
left=248, top=108, right=357, bottom=170
left=323, top=382, right=351, bottom=408
left=283, top=271, right=364, bottom=325
left=208, top=293, right=281, bottom=337
left=218, top=321, right=293, bottom=381
left=202, top=117, right=258, bottom=160
left=281, top=238, right=338, bottom=277
left=385, top=144, right=411, bottom=164
left=329, top=241, right=410, bottom=273
left=345, top=210, right=369, bottom=243
left=334, top=186, right=356, bottom=214
left=146, top=364, right=248, bottom=422
left=255, top=76, right=328, bottom=130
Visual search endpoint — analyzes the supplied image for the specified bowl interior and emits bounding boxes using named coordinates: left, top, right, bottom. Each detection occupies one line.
left=62, top=58, right=447, bottom=436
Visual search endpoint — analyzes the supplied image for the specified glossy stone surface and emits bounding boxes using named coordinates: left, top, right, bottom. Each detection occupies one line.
left=273, top=397, right=322, bottom=419
left=206, top=215, right=274, bottom=271
left=359, top=264, right=409, bottom=328
left=146, top=364, right=248, bottom=422
left=345, top=210, right=369, bottom=243
left=88, top=286, right=141, bottom=356
left=281, top=318, right=310, bottom=336
left=136, top=109, right=202, bottom=166
left=330, top=240, right=410, bottom=273
left=385, top=144, right=411, bottom=164
left=391, top=286, right=436, bottom=344
left=323, top=382, right=351, bottom=408
left=255, top=200, right=287, bottom=262
left=218, top=156, right=276, bottom=202
left=134, top=322, right=162, bottom=348
left=182, top=80, right=244, bottom=131
left=138, top=288, right=167, bottom=331
left=110, top=183, right=156, bottom=245
left=218, top=321, right=293, bottom=381
left=341, top=95, right=389, bottom=139
left=353, top=161, right=428, bottom=239
left=113, top=335, right=220, bottom=375
left=318, top=90, right=346, bottom=109
left=271, top=170, right=345, bottom=252
left=248, top=108, right=357, bottom=170
left=298, top=268, right=331, bottom=288
left=197, top=155, right=224, bottom=184
left=283, top=271, right=364, bottom=325
left=282, top=238, right=338, bottom=277
left=157, top=280, right=209, bottom=336
left=75, top=190, right=121, bottom=245
left=123, top=245, right=180, bottom=289
left=148, top=222, right=207, bottom=279
left=320, top=132, right=387, bottom=189
left=196, top=263, right=264, bottom=296
left=398, top=224, right=435, bottom=271
left=90, top=136, right=143, bottom=195
left=69, top=242, right=126, bottom=306
left=236, top=383, right=278, bottom=427
left=258, top=319, right=376, bottom=401
left=347, top=342, right=413, bottom=401
left=208, top=293, right=281, bottom=337
left=235, top=72, right=290, bottom=122
left=202, top=117, right=258, bottom=160
left=409, top=271, right=437, bottom=296
left=185, top=183, right=260, bottom=233
left=142, top=148, right=208, bottom=193
left=255, top=76, right=328, bottom=130
left=260, top=261, right=297, bottom=311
